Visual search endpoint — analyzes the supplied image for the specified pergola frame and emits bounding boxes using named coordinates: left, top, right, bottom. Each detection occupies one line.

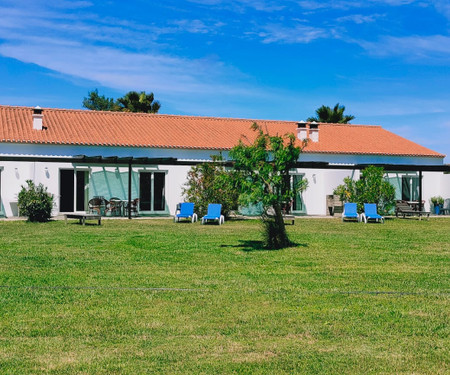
left=1, top=155, right=448, bottom=217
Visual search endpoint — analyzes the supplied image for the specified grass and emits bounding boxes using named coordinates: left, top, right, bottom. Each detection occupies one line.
left=0, top=217, right=449, bottom=374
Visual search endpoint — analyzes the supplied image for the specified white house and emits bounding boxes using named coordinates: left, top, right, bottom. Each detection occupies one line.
left=0, top=105, right=448, bottom=218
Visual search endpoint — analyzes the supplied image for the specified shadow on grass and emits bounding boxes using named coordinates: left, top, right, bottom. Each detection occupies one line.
left=221, top=240, right=308, bottom=252
left=65, top=222, right=102, bottom=226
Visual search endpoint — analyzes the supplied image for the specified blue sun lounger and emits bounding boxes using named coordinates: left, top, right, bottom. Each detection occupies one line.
left=342, top=202, right=359, bottom=222
left=201, top=203, right=225, bottom=225
left=174, top=202, right=198, bottom=223
left=361, top=203, right=384, bottom=224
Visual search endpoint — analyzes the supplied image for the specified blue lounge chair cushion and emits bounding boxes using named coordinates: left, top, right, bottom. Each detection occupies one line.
left=342, top=202, right=359, bottom=221
left=362, top=203, right=384, bottom=223
left=175, top=202, right=197, bottom=222
left=201, top=203, right=225, bottom=225
left=177, top=202, right=194, bottom=218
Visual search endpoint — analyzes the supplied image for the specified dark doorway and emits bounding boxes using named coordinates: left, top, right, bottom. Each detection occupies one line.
left=76, top=171, right=86, bottom=211
left=60, top=169, right=74, bottom=212
left=154, top=172, right=165, bottom=211
left=139, top=172, right=152, bottom=211
left=139, top=171, right=166, bottom=212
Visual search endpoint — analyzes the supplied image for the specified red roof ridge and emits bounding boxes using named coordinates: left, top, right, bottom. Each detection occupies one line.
left=0, top=105, right=383, bottom=128
left=0, top=105, right=297, bottom=125
left=316, top=122, right=381, bottom=128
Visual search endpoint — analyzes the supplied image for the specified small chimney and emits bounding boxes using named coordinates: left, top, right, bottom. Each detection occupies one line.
left=297, top=121, right=308, bottom=141
left=32, top=106, right=43, bottom=130
left=309, top=121, right=319, bottom=142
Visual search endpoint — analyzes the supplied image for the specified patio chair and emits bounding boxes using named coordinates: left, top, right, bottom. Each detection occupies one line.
left=124, top=198, right=139, bottom=217
left=88, top=197, right=104, bottom=215
left=442, top=199, right=450, bottom=215
left=361, top=203, right=384, bottom=224
left=342, top=202, right=359, bottom=222
left=107, top=197, right=123, bottom=216
left=174, top=202, right=197, bottom=223
left=201, top=203, right=224, bottom=225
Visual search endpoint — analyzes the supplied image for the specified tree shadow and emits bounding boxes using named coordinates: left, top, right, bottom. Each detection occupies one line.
left=221, top=240, right=308, bottom=252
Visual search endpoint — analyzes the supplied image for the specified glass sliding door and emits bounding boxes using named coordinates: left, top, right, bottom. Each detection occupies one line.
left=153, top=172, right=165, bottom=211
left=60, top=169, right=89, bottom=212
left=139, top=171, right=166, bottom=213
left=60, top=169, right=75, bottom=212
left=76, top=171, right=89, bottom=211
left=401, top=176, right=419, bottom=201
left=291, top=174, right=305, bottom=214
left=139, top=172, right=152, bottom=211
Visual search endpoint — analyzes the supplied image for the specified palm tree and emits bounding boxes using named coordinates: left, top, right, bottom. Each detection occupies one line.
left=307, top=103, right=355, bottom=124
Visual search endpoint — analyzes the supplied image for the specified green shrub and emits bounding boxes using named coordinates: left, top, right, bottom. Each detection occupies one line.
left=18, top=180, right=54, bottom=222
left=182, top=155, right=239, bottom=219
left=430, top=196, right=444, bottom=206
left=334, top=166, right=395, bottom=215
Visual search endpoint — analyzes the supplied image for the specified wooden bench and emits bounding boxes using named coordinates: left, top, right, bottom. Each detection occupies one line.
left=64, top=213, right=102, bottom=225
left=283, top=214, right=295, bottom=225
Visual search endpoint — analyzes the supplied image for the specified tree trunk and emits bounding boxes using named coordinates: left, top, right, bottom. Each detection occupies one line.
left=263, top=203, right=292, bottom=249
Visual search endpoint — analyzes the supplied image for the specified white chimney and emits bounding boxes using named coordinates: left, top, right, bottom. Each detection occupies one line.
left=309, top=121, right=319, bottom=142
left=297, top=121, right=308, bottom=141
left=32, top=106, right=43, bottom=130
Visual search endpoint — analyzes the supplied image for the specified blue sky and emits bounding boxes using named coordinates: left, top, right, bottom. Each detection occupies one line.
left=0, top=0, right=449, bottom=161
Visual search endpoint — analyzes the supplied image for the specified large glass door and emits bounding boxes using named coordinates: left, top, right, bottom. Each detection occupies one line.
left=60, top=169, right=89, bottom=212
left=291, top=174, right=305, bottom=213
left=401, top=176, right=419, bottom=201
left=139, top=171, right=166, bottom=212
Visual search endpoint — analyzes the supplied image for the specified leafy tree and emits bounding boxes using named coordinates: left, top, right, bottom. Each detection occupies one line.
left=82, top=89, right=118, bottom=111
left=116, top=91, right=161, bottom=113
left=183, top=155, right=239, bottom=219
left=18, top=180, right=54, bottom=222
left=334, top=165, right=395, bottom=215
left=230, top=123, right=308, bottom=249
left=307, top=103, right=355, bottom=123
left=82, top=90, right=160, bottom=113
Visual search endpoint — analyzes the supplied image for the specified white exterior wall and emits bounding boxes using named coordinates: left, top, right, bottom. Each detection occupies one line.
left=0, top=142, right=446, bottom=217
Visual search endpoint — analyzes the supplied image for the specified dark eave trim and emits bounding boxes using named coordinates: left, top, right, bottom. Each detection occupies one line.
left=0, top=155, right=449, bottom=172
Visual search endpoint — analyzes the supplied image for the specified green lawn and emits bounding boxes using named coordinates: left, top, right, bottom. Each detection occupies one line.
left=0, top=218, right=449, bottom=374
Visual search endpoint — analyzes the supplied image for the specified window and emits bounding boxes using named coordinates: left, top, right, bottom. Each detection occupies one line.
left=139, top=171, right=166, bottom=212
left=401, top=176, right=419, bottom=201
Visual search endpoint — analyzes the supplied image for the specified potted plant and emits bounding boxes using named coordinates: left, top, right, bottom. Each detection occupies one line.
left=430, top=196, right=444, bottom=215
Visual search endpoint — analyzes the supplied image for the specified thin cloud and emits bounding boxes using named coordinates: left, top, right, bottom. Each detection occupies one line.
left=357, top=35, right=450, bottom=62
left=337, top=13, right=384, bottom=24
left=298, top=0, right=415, bottom=10
left=170, top=19, right=225, bottom=34
left=430, top=0, right=450, bottom=19
left=257, top=23, right=328, bottom=44
left=187, top=0, right=285, bottom=12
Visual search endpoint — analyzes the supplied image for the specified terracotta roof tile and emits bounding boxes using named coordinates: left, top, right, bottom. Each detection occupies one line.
left=0, top=105, right=445, bottom=158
